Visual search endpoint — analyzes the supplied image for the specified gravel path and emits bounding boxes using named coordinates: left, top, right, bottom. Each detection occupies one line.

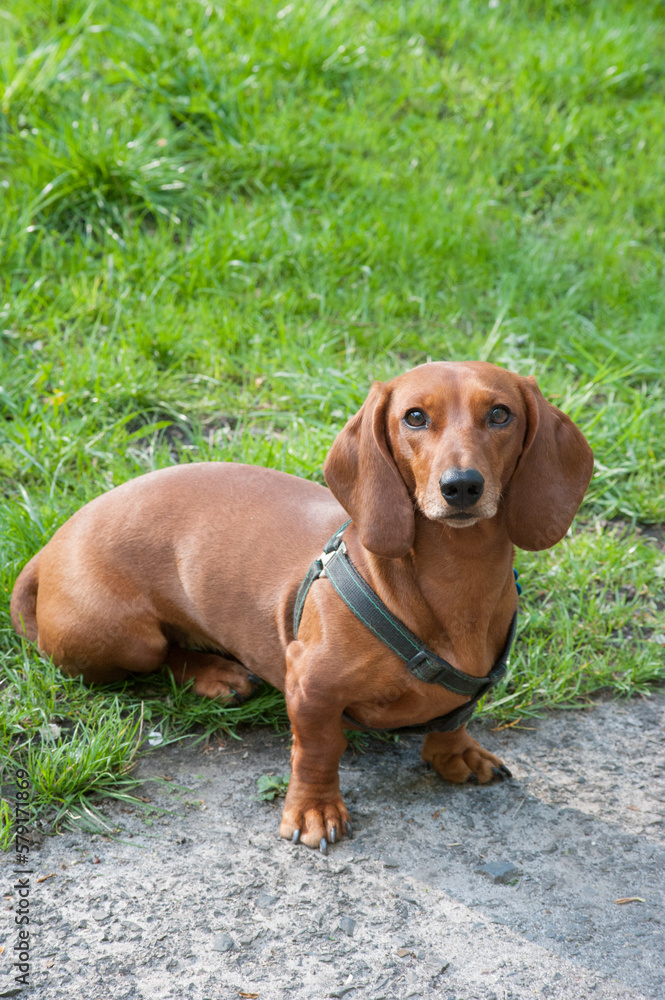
left=3, top=693, right=664, bottom=1000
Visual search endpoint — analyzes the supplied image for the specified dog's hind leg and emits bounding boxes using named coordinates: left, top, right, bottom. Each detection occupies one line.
left=33, top=574, right=261, bottom=701
left=38, top=611, right=170, bottom=686
left=163, top=647, right=261, bottom=702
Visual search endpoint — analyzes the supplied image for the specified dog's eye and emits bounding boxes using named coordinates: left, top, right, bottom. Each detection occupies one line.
left=404, top=409, right=428, bottom=428
left=489, top=405, right=511, bottom=425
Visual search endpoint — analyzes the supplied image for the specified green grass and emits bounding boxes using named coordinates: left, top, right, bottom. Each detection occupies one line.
left=1, top=0, right=664, bottom=838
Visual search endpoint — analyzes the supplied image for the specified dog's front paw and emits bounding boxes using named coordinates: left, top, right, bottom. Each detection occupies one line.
left=279, top=794, right=352, bottom=853
left=421, top=728, right=512, bottom=785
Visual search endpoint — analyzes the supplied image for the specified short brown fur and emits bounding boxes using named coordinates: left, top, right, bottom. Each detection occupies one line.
left=10, top=362, right=593, bottom=849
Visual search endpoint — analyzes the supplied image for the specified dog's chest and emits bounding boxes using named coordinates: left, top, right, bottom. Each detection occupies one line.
left=344, top=674, right=470, bottom=731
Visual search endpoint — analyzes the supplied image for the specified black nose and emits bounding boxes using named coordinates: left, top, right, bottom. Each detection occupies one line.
left=439, top=468, right=485, bottom=508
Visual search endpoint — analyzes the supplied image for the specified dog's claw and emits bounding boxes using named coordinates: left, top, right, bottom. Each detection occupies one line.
left=247, top=673, right=263, bottom=687
left=345, top=820, right=353, bottom=839
left=492, top=766, right=506, bottom=781
left=292, top=829, right=300, bottom=844
left=330, top=825, right=337, bottom=844
left=320, top=837, right=328, bottom=854
left=466, top=773, right=479, bottom=785
left=499, top=764, right=513, bottom=779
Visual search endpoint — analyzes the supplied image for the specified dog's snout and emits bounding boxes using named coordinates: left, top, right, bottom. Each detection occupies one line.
left=439, top=468, right=485, bottom=509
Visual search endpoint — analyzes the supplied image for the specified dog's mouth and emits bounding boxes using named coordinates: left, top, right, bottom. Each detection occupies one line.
left=418, top=492, right=497, bottom=525
left=443, top=511, right=481, bottom=527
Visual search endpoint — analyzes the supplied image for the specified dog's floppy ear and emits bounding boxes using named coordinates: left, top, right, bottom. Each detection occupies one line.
left=323, top=381, right=415, bottom=558
left=505, top=376, right=594, bottom=551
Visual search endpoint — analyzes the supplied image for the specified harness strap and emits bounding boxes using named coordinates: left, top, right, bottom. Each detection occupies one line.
left=292, top=521, right=350, bottom=637
left=293, top=523, right=518, bottom=733
left=341, top=610, right=516, bottom=735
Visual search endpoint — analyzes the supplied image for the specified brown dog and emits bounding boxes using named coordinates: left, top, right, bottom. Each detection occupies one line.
left=11, top=361, right=593, bottom=850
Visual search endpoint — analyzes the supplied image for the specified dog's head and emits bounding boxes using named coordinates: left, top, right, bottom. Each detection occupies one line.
left=323, top=361, right=594, bottom=557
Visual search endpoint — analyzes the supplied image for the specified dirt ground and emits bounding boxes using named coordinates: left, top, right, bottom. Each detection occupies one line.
left=2, top=691, right=664, bottom=1000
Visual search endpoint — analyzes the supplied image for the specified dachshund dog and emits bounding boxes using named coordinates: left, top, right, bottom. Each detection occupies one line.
left=11, top=361, right=593, bottom=850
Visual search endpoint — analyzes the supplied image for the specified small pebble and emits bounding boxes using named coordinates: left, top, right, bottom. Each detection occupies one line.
left=211, top=933, right=235, bottom=952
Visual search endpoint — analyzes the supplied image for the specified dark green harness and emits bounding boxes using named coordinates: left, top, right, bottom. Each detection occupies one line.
left=293, top=521, right=519, bottom=734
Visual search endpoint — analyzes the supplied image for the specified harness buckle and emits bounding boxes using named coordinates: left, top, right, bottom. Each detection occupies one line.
left=318, top=541, right=346, bottom=578
left=406, top=649, right=432, bottom=679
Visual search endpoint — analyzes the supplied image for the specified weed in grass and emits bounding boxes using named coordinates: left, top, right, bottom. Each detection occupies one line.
left=256, top=773, right=290, bottom=802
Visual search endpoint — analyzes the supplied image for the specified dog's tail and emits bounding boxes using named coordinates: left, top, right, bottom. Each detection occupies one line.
left=10, top=553, right=41, bottom=642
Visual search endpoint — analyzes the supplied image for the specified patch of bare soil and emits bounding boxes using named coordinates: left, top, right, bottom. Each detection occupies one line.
left=2, top=693, right=664, bottom=1000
